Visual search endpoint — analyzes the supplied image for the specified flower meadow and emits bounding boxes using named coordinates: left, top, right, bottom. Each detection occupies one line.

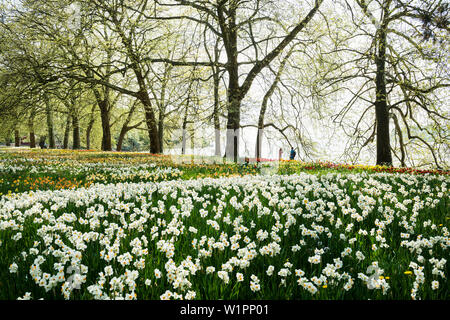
left=0, top=149, right=449, bottom=300
left=0, top=149, right=259, bottom=194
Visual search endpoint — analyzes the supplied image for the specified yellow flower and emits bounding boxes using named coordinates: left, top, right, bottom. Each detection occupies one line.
left=322, top=285, right=327, bottom=289
left=404, top=271, right=413, bottom=275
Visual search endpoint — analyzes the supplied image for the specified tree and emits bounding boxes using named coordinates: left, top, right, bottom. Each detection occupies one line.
left=357, top=0, right=449, bottom=167
left=149, top=0, right=324, bottom=161
left=316, top=0, right=449, bottom=167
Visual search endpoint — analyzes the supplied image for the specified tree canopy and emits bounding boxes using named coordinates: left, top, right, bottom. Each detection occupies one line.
left=0, top=0, right=448, bottom=168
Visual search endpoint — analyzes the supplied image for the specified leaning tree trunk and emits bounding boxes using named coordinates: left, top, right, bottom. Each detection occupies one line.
left=117, top=119, right=134, bottom=152
left=375, top=25, right=392, bottom=166
left=116, top=124, right=130, bottom=152
left=133, top=67, right=160, bottom=154
left=391, top=112, right=406, bottom=167
left=112, top=15, right=160, bottom=154
left=116, top=126, right=127, bottom=152
left=219, top=0, right=322, bottom=162
left=256, top=49, right=292, bottom=161
left=131, top=77, right=161, bottom=153
left=117, top=99, right=141, bottom=152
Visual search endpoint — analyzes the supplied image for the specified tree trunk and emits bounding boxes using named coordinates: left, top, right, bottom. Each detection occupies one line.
left=116, top=100, right=141, bottom=152
left=214, top=124, right=221, bottom=157
left=255, top=49, right=292, bottom=161
left=375, top=25, right=392, bottom=166
left=225, top=96, right=241, bottom=162
left=116, top=126, right=127, bottom=152
left=98, top=99, right=112, bottom=151
left=256, top=128, right=263, bottom=162
left=143, top=102, right=160, bottom=154
left=63, top=114, right=71, bottom=149
left=255, top=104, right=267, bottom=162
left=213, top=89, right=221, bottom=156
left=190, top=128, right=195, bottom=160
left=28, top=114, right=36, bottom=149
left=392, top=112, right=406, bottom=167
left=5, top=130, right=11, bottom=146
left=86, top=105, right=96, bottom=150
left=256, top=97, right=268, bottom=161
left=158, top=113, right=164, bottom=154
left=223, top=5, right=241, bottom=162
left=223, top=27, right=241, bottom=161
left=218, top=1, right=323, bottom=162
left=181, top=107, right=188, bottom=155
left=213, top=42, right=222, bottom=157
left=14, top=128, right=20, bottom=147
left=44, top=94, right=55, bottom=149
left=72, top=113, right=80, bottom=150
left=112, top=16, right=160, bottom=154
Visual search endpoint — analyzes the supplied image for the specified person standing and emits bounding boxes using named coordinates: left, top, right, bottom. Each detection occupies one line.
left=290, top=147, right=296, bottom=160
left=39, top=136, right=47, bottom=149
left=279, top=148, right=282, bottom=161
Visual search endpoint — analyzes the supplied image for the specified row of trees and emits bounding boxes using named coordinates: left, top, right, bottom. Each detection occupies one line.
left=0, top=0, right=448, bottom=167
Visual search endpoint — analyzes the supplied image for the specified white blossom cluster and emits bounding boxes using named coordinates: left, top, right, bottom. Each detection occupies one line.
left=1, top=172, right=448, bottom=300
left=0, top=158, right=182, bottom=184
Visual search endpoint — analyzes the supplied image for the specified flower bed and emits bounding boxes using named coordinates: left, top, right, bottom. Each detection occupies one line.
left=1, top=172, right=448, bottom=300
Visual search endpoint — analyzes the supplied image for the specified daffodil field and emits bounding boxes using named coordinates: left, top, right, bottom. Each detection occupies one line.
left=0, top=149, right=448, bottom=300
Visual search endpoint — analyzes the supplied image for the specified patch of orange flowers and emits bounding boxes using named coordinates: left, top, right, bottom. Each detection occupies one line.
left=11, top=176, right=93, bottom=191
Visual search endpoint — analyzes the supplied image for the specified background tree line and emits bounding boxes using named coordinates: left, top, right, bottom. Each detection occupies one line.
left=0, top=0, right=448, bottom=168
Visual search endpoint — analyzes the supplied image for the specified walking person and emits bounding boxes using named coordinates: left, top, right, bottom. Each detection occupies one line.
left=279, top=148, right=282, bottom=161
left=289, top=147, right=296, bottom=160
